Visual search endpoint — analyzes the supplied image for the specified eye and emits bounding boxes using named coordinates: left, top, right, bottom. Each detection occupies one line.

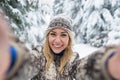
left=49, top=33, right=56, bottom=37
left=61, top=33, right=67, bottom=37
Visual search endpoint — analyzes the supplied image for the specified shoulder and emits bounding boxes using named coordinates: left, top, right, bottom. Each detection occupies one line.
left=31, top=45, right=44, bottom=58
left=30, top=45, right=45, bottom=66
left=30, top=45, right=46, bottom=68
left=69, top=52, right=79, bottom=64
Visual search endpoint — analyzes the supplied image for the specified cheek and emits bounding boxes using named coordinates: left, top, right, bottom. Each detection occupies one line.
left=63, top=38, right=69, bottom=45
left=48, top=36, right=54, bottom=45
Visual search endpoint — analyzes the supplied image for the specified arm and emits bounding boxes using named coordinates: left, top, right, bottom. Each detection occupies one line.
left=5, top=33, right=33, bottom=80
left=0, top=12, right=10, bottom=80
left=74, top=46, right=118, bottom=80
left=0, top=11, right=39, bottom=80
left=5, top=38, right=43, bottom=80
left=0, top=9, right=42, bottom=80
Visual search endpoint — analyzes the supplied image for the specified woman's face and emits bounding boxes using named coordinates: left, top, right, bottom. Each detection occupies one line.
left=48, top=28, right=69, bottom=54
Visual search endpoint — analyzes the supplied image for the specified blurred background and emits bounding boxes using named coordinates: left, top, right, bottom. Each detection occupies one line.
left=0, top=0, right=120, bottom=50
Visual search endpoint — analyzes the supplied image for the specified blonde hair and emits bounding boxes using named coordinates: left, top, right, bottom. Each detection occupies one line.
left=43, top=31, right=73, bottom=74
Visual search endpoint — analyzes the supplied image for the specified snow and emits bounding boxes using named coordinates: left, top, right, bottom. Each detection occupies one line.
left=24, top=0, right=120, bottom=57
left=102, top=9, right=113, bottom=23
left=73, top=44, right=98, bottom=59
left=5, top=0, right=120, bottom=58
left=94, top=0, right=104, bottom=9
left=41, top=0, right=54, bottom=8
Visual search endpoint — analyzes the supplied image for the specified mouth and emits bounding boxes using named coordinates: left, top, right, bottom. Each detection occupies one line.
left=52, top=44, right=63, bottom=48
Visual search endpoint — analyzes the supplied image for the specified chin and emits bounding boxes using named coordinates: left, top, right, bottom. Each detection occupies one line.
left=54, top=51, right=61, bottom=54
left=53, top=50, right=62, bottom=54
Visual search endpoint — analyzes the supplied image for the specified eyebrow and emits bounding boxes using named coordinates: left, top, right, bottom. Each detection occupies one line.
left=61, top=32, right=68, bottom=34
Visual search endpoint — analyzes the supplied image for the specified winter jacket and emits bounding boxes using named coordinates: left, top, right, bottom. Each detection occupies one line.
left=30, top=45, right=116, bottom=80
left=6, top=34, right=116, bottom=80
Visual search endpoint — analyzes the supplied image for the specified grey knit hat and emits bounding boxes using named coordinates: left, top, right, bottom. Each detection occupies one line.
left=47, top=16, right=73, bottom=32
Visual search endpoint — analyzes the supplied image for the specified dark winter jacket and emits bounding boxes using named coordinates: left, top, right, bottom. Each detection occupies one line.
left=6, top=35, right=116, bottom=80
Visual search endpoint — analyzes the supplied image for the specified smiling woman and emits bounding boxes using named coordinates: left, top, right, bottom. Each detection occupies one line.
left=41, top=16, right=74, bottom=77
left=1, top=11, right=120, bottom=80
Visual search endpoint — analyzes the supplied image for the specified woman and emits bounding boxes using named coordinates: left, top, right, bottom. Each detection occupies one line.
left=31, top=16, right=79, bottom=80
left=30, top=16, right=120, bottom=80
left=0, top=12, right=120, bottom=80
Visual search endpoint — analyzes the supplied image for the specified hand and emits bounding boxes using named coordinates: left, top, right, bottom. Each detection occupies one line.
left=0, top=13, right=10, bottom=80
left=108, top=45, right=120, bottom=79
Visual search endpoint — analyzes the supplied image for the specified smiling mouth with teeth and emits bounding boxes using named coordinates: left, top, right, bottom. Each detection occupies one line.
left=53, top=44, right=63, bottom=47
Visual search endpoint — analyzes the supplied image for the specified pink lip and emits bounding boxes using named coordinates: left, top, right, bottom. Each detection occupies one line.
left=52, top=44, right=63, bottom=48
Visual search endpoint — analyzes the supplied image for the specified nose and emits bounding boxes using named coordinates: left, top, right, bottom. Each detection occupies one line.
left=54, top=36, right=61, bottom=43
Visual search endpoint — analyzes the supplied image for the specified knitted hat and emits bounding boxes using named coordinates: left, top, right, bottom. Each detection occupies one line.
left=47, top=15, right=73, bottom=33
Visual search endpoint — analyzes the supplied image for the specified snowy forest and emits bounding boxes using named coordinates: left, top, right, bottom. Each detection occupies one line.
left=0, top=0, right=120, bottom=50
